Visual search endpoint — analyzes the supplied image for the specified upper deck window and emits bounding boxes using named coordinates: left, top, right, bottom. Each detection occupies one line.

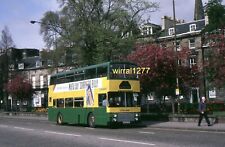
left=97, top=66, right=107, bottom=77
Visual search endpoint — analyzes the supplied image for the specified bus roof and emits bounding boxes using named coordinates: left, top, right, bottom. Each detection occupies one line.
left=51, top=61, right=137, bottom=78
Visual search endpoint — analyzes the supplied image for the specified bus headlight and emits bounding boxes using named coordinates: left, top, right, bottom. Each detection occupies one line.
left=113, top=118, right=117, bottom=122
left=135, top=113, right=139, bottom=121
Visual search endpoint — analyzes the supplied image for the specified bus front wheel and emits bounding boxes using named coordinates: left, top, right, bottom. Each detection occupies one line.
left=88, top=113, right=95, bottom=128
left=57, top=113, right=63, bottom=125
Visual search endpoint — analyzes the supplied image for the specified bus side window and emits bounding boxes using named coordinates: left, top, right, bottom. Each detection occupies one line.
left=97, top=66, right=107, bottom=77
left=65, top=98, right=73, bottom=107
left=85, top=68, right=97, bottom=79
left=74, top=98, right=84, bottom=107
left=98, top=94, right=106, bottom=107
left=50, top=77, right=56, bottom=85
left=53, top=99, right=56, bottom=107
left=57, top=99, right=64, bottom=108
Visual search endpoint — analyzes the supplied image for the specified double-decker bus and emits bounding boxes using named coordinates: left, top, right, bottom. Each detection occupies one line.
left=48, top=62, right=141, bottom=127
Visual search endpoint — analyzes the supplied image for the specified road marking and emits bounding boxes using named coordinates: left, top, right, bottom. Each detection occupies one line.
left=139, top=131, right=155, bottom=135
left=99, top=137, right=155, bottom=146
left=143, top=127, right=225, bottom=134
left=44, top=131, right=81, bottom=137
left=13, top=127, right=34, bottom=131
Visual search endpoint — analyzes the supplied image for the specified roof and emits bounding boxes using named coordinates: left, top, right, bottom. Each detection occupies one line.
left=160, top=19, right=205, bottom=38
left=52, top=61, right=137, bottom=78
left=140, top=23, right=161, bottom=28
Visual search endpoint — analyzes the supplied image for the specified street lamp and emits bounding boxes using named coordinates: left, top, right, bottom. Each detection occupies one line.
left=30, top=20, right=37, bottom=24
left=172, top=0, right=180, bottom=113
left=30, top=20, right=63, bottom=31
left=30, top=20, right=61, bottom=72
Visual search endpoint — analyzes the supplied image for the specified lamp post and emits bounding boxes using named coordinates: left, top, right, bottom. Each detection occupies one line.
left=30, top=20, right=59, bottom=44
left=201, top=34, right=207, bottom=99
left=173, top=0, right=180, bottom=114
left=30, top=20, right=60, bottom=71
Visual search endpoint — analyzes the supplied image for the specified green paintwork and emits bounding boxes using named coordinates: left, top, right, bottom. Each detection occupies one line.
left=48, top=107, right=111, bottom=126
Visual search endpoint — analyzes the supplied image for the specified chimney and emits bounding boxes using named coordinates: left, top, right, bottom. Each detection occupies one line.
left=194, top=0, right=204, bottom=20
left=161, top=16, right=174, bottom=30
left=161, top=16, right=183, bottom=30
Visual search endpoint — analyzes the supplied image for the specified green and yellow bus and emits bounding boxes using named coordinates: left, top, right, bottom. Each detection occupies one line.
left=48, top=62, right=141, bottom=127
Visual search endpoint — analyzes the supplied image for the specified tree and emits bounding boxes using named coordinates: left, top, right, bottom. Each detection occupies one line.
left=203, top=1, right=225, bottom=88
left=204, top=31, right=225, bottom=88
left=204, top=0, right=225, bottom=32
left=0, top=26, right=15, bottom=110
left=5, top=75, right=33, bottom=111
left=0, top=26, right=15, bottom=49
left=127, top=44, right=200, bottom=104
left=40, top=0, right=159, bottom=65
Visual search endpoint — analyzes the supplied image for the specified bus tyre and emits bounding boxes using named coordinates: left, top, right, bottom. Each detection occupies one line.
left=57, top=113, right=63, bottom=125
left=88, top=113, right=95, bottom=128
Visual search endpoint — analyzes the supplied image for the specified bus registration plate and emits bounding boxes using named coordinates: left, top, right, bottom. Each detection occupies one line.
left=123, top=121, right=130, bottom=124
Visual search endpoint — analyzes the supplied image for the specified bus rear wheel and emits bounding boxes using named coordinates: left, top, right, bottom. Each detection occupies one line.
left=57, top=113, right=63, bottom=125
left=88, top=113, right=95, bottom=128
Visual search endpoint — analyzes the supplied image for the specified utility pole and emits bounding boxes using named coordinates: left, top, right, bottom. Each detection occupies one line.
left=173, top=0, right=180, bottom=114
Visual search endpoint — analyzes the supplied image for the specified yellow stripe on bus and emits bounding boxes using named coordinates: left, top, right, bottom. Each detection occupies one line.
left=106, top=107, right=141, bottom=113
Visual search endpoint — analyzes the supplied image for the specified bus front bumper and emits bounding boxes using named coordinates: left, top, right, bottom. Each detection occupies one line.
left=109, top=113, right=141, bottom=124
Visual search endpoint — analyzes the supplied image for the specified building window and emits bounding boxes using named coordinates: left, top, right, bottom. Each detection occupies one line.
left=168, top=28, right=175, bottom=36
left=0, top=49, right=5, bottom=54
left=189, top=58, right=196, bottom=67
left=189, top=24, right=196, bottom=32
left=178, top=59, right=182, bottom=65
left=22, top=52, right=27, bottom=59
left=9, top=64, right=14, bottom=71
left=36, top=61, right=42, bottom=68
left=18, top=63, right=24, bottom=70
left=47, top=60, right=53, bottom=67
left=40, top=75, right=44, bottom=89
left=189, top=38, right=195, bottom=49
left=47, top=75, right=51, bottom=86
left=141, top=26, right=153, bottom=36
left=174, top=41, right=181, bottom=51
left=121, top=31, right=133, bottom=39
left=32, top=76, right=36, bottom=89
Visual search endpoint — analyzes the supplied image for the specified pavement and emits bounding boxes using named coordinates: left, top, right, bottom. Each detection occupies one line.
left=142, top=121, right=225, bottom=132
left=1, top=112, right=225, bottom=132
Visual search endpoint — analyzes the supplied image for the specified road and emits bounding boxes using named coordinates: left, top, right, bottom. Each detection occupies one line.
left=0, top=117, right=225, bottom=147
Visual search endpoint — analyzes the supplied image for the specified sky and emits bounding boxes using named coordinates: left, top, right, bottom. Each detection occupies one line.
left=0, top=0, right=224, bottom=50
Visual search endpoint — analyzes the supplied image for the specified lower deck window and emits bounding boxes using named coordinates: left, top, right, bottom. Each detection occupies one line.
left=74, top=98, right=84, bottom=107
left=65, top=98, right=73, bottom=107
left=57, top=99, right=64, bottom=108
